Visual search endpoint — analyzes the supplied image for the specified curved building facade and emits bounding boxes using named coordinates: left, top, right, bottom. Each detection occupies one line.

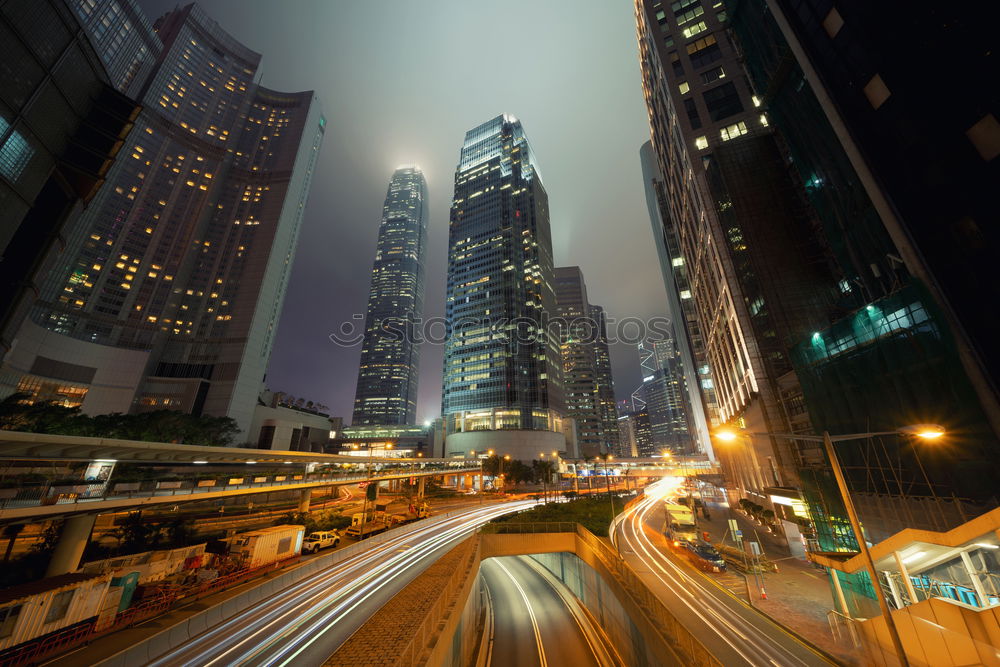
left=1, top=4, right=324, bottom=438
left=352, top=166, right=428, bottom=426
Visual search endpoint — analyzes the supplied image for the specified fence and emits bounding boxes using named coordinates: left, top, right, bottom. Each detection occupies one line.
left=0, top=467, right=480, bottom=511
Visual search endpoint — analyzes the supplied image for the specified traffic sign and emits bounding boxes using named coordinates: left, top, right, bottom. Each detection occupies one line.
left=749, top=541, right=762, bottom=556
left=734, top=529, right=743, bottom=538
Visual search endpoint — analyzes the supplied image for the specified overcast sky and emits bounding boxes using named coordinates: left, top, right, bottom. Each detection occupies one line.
left=138, top=0, right=672, bottom=424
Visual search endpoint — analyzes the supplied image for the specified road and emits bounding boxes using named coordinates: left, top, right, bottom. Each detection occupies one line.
left=614, top=480, right=837, bottom=666
left=480, top=556, right=622, bottom=667
left=60, top=501, right=534, bottom=667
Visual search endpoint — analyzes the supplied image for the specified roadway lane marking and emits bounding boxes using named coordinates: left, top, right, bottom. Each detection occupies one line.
left=492, top=559, right=548, bottom=667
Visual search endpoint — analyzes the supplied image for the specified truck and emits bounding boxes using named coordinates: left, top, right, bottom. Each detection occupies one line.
left=389, top=502, right=430, bottom=526
left=228, top=525, right=305, bottom=568
left=664, top=502, right=698, bottom=546
left=345, top=503, right=389, bottom=539
left=301, top=530, right=341, bottom=554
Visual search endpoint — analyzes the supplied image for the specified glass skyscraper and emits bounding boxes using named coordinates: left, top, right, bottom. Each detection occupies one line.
left=0, top=3, right=324, bottom=438
left=441, top=115, right=565, bottom=453
left=352, top=166, right=428, bottom=426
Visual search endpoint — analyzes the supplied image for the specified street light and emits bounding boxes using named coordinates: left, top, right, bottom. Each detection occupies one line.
left=713, top=424, right=945, bottom=667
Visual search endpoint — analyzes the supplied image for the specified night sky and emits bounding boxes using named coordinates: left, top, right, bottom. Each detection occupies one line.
left=137, top=0, right=672, bottom=424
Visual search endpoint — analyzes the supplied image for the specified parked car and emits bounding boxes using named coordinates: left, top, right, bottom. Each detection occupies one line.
left=302, top=530, right=341, bottom=554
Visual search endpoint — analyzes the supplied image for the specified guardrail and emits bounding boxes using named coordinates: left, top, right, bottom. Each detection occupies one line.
left=477, top=521, right=723, bottom=667
left=0, top=466, right=480, bottom=511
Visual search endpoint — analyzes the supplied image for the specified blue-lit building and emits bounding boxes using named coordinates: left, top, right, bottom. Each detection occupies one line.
left=352, top=166, right=428, bottom=426
left=441, top=115, right=566, bottom=459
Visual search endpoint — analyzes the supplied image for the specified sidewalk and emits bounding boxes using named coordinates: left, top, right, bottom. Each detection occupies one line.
left=698, top=500, right=858, bottom=665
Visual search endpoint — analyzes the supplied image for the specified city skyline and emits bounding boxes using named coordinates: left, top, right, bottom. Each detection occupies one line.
left=135, top=0, right=669, bottom=424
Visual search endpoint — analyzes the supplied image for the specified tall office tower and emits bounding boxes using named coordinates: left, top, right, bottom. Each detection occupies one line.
left=0, top=0, right=150, bottom=365
left=589, top=305, right=621, bottom=454
left=635, top=0, right=838, bottom=505
left=352, top=166, right=428, bottom=426
left=0, top=3, right=324, bottom=439
left=441, top=114, right=565, bottom=460
left=725, top=0, right=1000, bottom=544
left=617, top=412, right=639, bottom=457
left=640, top=141, right=714, bottom=457
left=553, top=267, right=619, bottom=457
left=639, top=339, right=695, bottom=454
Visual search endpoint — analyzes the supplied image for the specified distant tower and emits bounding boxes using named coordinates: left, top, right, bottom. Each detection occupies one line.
left=441, top=115, right=565, bottom=459
left=554, top=267, right=619, bottom=457
left=352, top=166, right=428, bottom=426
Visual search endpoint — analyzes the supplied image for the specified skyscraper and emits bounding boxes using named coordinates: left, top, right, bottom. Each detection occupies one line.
left=352, top=166, right=428, bottom=426
left=553, top=266, right=619, bottom=458
left=0, top=3, right=324, bottom=439
left=725, top=0, right=1000, bottom=544
left=635, top=0, right=836, bottom=504
left=441, top=114, right=565, bottom=459
left=639, top=339, right=695, bottom=454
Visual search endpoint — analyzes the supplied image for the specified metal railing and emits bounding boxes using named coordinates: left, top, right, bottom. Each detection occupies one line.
left=475, top=520, right=723, bottom=667
left=0, top=466, right=480, bottom=511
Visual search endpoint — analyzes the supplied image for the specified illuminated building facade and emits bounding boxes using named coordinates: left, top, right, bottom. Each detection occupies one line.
left=553, top=267, right=619, bottom=457
left=442, top=114, right=565, bottom=458
left=635, top=0, right=837, bottom=502
left=0, top=3, right=324, bottom=438
left=352, top=166, right=428, bottom=426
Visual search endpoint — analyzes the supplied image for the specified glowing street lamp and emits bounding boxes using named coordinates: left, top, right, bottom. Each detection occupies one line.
left=711, top=424, right=946, bottom=667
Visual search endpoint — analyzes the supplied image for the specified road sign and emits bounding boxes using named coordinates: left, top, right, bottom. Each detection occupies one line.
left=734, top=529, right=743, bottom=539
left=749, top=541, right=762, bottom=556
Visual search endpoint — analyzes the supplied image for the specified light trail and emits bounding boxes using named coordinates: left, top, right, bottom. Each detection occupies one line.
left=490, top=559, right=548, bottom=667
left=616, top=481, right=829, bottom=666
left=148, top=501, right=535, bottom=667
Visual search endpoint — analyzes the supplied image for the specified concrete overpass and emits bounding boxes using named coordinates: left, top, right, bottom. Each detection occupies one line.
left=0, top=430, right=482, bottom=576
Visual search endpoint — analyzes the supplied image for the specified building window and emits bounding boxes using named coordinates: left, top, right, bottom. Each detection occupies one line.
left=694, top=136, right=709, bottom=150
left=0, top=605, right=21, bottom=638
left=669, top=52, right=684, bottom=77
left=684, top=98, right=702, bottom=129
left=663, top=34, right=674, bottom=47
left=965, top=114, right=1000, bottom=161
left=679, top=81, right=690, bottom=95
left=703, top=82, right=743, bottom=122
left=700, top=66, right=725, bottom=84
left=682, top=21, right=708, bottom=38
left=719, top=121, right=749, bottom=141
left=863, top=74, right=891, bottom=110
left=0, top=116, right=34, bottom=182
left=687, top=35, right=721, bottom=69
left=822, top=8, right=844, bottom=38
left=45, top=590, right=74, bottom=624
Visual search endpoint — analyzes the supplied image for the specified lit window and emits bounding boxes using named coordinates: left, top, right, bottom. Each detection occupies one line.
left=680, top=290, right=692, bottom=299
left=682, top=20, right=707, bottom=38
left=759, top=114, right=769, bottom=126
left=671, top=257, right=685, bottom=267
left=0, top=116, right=34, bottom=181
left=719, top=121, right=748, bottom=141
left=694, top=136, right=709, bottom=150
left=678, top=81, right=690, bottom=95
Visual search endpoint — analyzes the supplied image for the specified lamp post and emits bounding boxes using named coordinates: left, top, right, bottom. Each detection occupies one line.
left=714, top=424, right=944, bottom=667
left=539, top=453, right=548, bottom=503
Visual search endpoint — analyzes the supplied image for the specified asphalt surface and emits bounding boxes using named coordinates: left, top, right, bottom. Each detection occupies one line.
left=72, top=501, right=536, bottom=667
left=614, top=481, right=838, bottom=666
left=481, top=556, right=621, bottom=667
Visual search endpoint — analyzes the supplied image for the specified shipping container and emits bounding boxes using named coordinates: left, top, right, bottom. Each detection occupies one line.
left=228, top=525, right=304, bottom=569
left=0, top=572, right=110, bottom=651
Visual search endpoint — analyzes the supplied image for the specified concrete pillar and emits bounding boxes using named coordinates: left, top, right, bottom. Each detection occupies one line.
left=46, top=514, right=97, bottom=577
left=298, top=488, right=311, bottom=513
left=456, top=475, right=465, bottom=491
left=418, top=476, right=425, bottom=499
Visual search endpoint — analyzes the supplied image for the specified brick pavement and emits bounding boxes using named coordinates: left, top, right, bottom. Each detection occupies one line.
left=323, top=537, right=477, bottom=667
left=696, top=500, right=860, bottom=665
